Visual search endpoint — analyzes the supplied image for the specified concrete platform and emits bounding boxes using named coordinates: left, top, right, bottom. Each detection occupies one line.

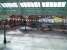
left=0, top=30, right=67, bottom=50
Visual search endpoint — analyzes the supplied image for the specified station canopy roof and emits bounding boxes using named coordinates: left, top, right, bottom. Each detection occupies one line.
left=0, top=0, right=67, bottom=16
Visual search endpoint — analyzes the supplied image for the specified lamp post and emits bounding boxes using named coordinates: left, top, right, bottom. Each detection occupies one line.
left=3, top=20, right=7, bottom=44
left=24, top=19, right=27, bottom=31
left=24, top=16, right=28, bottom=31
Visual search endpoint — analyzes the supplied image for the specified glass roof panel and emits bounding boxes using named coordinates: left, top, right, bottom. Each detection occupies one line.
left=58, top=2, right=62, bottom=7
left=42, top=2, right=66, bottom=7
left=54, top=2, right=58, bottom=7
left=33, top=2, right=40, bottom=7
left=50, top=2, right=54, bottom=7
left=46, top=2, right=50, bottom=7
left=20, top=2, right=40, bottom=7
left=1, top=3, right=18, bottom=7
left=0, top=2, right=66, bottom=8
left=62, top=2, right=66, bottom=7
left=20, top=2, right=34, bottom=7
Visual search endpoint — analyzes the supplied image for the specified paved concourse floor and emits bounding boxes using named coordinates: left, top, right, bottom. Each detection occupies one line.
left=0, top=29, right=67, bottom=50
